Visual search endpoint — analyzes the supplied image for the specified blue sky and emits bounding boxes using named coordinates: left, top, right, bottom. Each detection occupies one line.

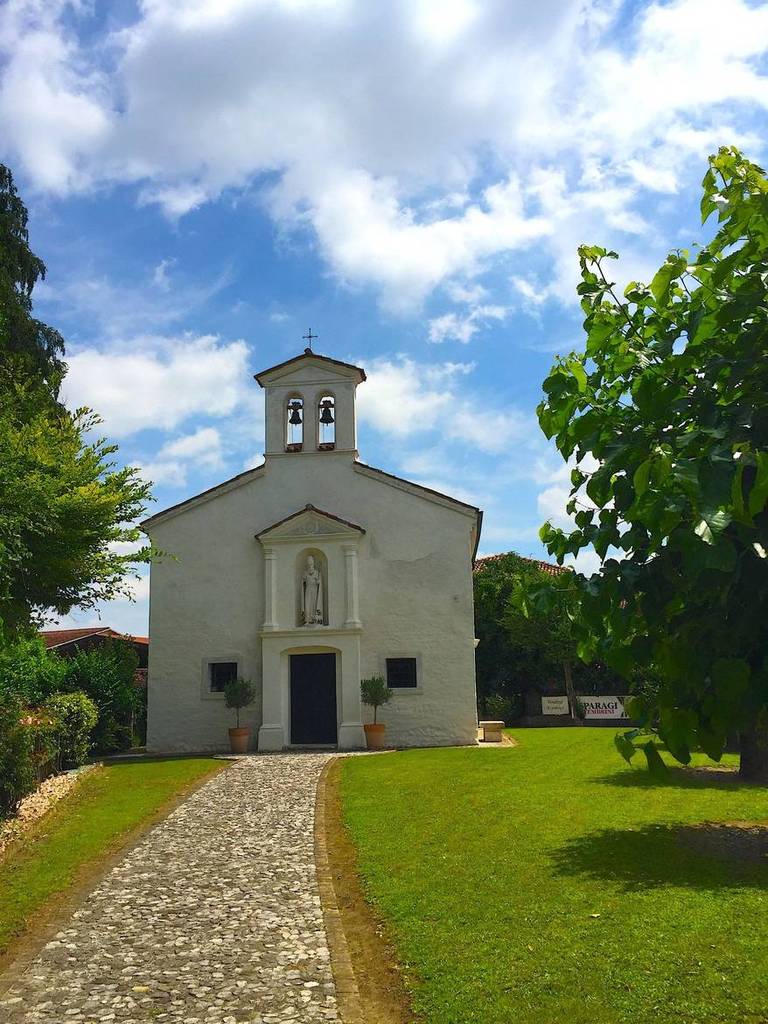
left=2, top=0, right=768, bottom=634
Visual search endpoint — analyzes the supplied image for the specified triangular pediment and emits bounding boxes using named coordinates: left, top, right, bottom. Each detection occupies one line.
left=256, top=504, right=365, bottom=542
left=255, top=352, right=365, bottom=388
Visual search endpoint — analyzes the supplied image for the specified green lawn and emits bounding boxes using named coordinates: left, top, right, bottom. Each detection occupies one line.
left=340, top=729, right=768, bottom=1024
left=0, top=757, right=223, bottom=961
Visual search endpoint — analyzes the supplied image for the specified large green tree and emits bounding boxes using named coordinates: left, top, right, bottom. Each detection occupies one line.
left=0, top=166, right=65, bottom=396
left=474, top=554, right=562, bottom=713
left=475, top=552, right=623, bottom=718
left=537, top=147, right=768, bottom=780
left=0, top=165, right=151, bottom=634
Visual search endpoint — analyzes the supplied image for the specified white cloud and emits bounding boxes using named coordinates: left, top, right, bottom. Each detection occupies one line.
left=0, top=0, right=110, bottom=192
left=135, top=427, right=225, bottom=489
left=283, top=171, right=550, bottom=311
left=564, top=549, right=602, bottom=577
left=159, top=426, right=223, bottom=467
left=63, top=333, right=251, bottom=437
left=537, top=480, right=572, bottom=530
left=428, top=304, right=507, bottom=344
left=152, top=258, right=176, bottom=292
left=137, top=460, right=188, bottom=488
left=446, top=281, right=488, bottom=304
left=108, top=539, right=145, bottom=557
left=511, top=276, right=549, bottom=308
left=4, top=0, right=767, bottom=318
left=534, top=453, right=604, bottom=574
left=358, top=357, right=456, bottom=437
left=243, top=452, right=265, bottom=471
left=358, top=355, right=531, bottom=454
left=35, top=264, right=233, bottom=338
left=535, top=453, right=600, bottom=529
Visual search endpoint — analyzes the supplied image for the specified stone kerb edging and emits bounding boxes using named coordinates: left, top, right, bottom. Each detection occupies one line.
left=314, top=757, right=365, bottom=1024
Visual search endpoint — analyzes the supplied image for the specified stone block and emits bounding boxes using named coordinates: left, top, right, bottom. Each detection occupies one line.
left=479, top=720, right=505, bottom=742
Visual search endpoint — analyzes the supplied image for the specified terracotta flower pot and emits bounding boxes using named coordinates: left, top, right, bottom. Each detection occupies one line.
left=364, top=723, right=386, bottom=750
left=228, top=726, right=251, bottom=754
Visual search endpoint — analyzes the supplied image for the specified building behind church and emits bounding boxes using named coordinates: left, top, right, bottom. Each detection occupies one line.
left=143, top=350, right=482, bottom=752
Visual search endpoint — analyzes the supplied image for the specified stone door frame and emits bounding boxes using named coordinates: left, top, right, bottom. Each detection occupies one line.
left=257, top=632, right=365, bottom=751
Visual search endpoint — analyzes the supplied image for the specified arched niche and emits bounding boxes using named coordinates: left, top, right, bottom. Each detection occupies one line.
left=295, top=547, right=329, bottom=627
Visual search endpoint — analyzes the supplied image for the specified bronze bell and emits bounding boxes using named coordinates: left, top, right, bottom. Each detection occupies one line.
left=319, top=400, right=334, bottom=425
left=288, top=401, right=303, bottom=425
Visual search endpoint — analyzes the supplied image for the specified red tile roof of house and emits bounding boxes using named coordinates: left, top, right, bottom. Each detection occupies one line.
left=40, top=627, right=149, bottom=649
left=473, top=553, right=568, bottom=576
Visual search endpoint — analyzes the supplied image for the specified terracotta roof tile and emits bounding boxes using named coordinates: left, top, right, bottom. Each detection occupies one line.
left=40, top=627, right=149, bottom=648
left=473, top=552, right=568, bottom=576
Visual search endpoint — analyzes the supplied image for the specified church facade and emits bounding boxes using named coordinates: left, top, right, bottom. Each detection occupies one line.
left=143, top=350, right=482, bottom=752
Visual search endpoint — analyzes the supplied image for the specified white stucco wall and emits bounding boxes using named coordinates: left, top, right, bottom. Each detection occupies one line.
left=145, top=359, right=480, bottom=753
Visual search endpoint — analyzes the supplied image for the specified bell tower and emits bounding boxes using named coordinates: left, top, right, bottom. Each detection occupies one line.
left=254, top=348, right=367, bottom=458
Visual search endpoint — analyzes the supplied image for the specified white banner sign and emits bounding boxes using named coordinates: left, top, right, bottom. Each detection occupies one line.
left=581, top=695, right=631, bottom=719
left=542, top=695, right=570, bottom=715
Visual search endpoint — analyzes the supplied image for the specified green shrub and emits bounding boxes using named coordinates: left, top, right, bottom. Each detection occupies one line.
left=224, top=678, right=256, bottom=728
left=43, top=691, right=98, bottom=766
left=25, top=711, right=61, bottom=779
left=61, top=641, right=139, bottom=753
left=0, top=693, right=35, bottom=818
left=0, top=633, right=67, bottom=705
left=0, top=635, right=140, bottom=754
left=360, top=675, right=392, bottom=723
left=483, top=692, right=520, bottom=724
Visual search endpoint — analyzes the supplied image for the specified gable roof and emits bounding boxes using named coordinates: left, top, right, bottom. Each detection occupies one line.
left=141, top=463, right=265, bottom=529
left=353, top=461, right=481, bottom=514
left=353, top=461, right=483, bottom=560
left=256, top=503, right=365, bottom=539
left=40, top=627, right=149, bottom=648
left=255, top=349, right=366, bottom=386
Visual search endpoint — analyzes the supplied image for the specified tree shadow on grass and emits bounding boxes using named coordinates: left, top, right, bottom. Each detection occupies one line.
left=592, top=766, right=755, bottom=791
left=551, top=820, right=768, bottom=891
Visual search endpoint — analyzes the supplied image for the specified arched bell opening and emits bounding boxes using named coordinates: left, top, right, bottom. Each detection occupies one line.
left=286, top=394, right=303, bottom=451
left=318, top=394, right=335, bottom=450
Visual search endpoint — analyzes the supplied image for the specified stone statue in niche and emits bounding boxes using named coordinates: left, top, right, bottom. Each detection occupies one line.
left=301, top=555, right=324, bottom=625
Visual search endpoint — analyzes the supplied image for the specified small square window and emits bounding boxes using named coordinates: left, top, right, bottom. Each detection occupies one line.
left=386, top=658, right=418, bottom=689
left=209, top=661, right=238, bottom=693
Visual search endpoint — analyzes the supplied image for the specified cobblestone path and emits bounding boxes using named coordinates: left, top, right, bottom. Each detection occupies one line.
left=1, top=753, right=339, bottom=1024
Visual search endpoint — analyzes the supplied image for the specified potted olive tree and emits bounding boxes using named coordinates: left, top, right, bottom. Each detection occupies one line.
left=361, top=675, right=392, bottom=750
left=224, top=678, right=256, bottom=754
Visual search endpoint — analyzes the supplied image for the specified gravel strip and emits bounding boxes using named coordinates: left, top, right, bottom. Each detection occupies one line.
left=1, top=753, right=338, bottom=1023
left=0, top=767, right=95, bottom=859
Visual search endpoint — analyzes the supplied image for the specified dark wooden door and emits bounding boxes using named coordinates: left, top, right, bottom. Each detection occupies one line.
left=290, top=653, right=337, bottom=744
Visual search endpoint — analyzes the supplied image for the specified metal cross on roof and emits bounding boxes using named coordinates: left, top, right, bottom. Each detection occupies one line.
left=302, top=328, right=318, bottom=353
